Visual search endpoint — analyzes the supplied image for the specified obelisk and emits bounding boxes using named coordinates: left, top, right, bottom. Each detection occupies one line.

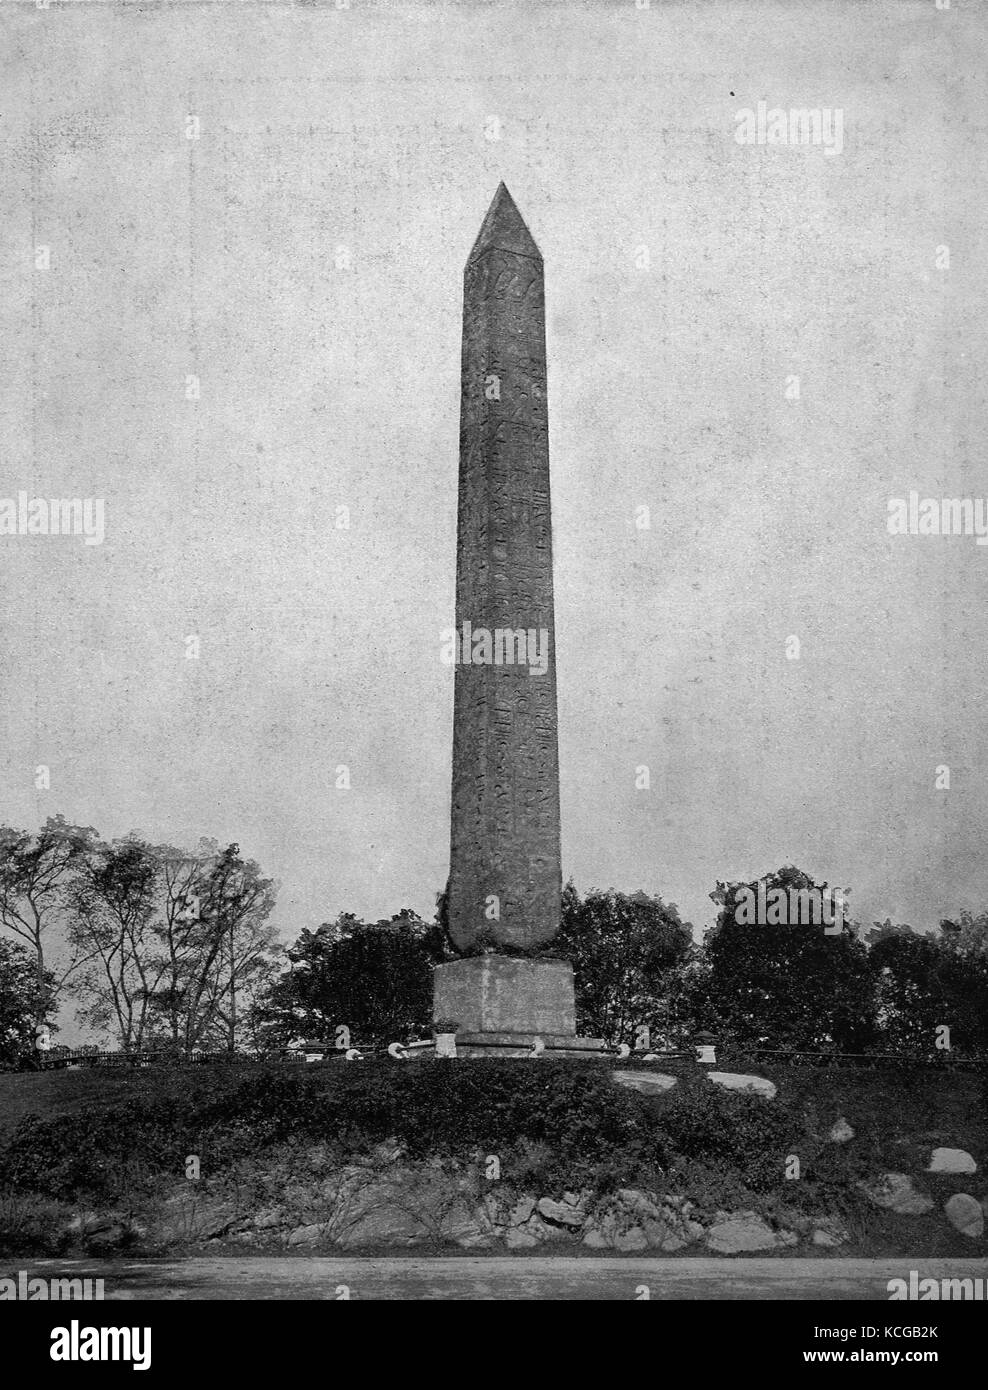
left=434, top=185, right=594, bottom=1053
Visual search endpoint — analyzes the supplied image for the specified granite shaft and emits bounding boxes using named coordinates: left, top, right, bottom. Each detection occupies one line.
left=448, top=185, right=561, bottom=953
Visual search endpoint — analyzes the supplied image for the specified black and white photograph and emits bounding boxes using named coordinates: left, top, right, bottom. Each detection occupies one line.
left=1, top=0, right=986, bottom=1348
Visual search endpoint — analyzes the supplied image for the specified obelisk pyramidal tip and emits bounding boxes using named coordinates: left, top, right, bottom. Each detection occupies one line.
left=448, top=186, right=561, bottom=954
left=467, top=182, right=542, bottom=265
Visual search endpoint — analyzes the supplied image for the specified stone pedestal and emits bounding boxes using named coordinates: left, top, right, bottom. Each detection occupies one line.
left=433, top=957, right=604, bottom=1058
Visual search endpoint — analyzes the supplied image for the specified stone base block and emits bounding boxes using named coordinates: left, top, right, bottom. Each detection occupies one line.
left=433, top=957, right=603, bottom=1058
left=433, top=956, right=576, bottom=1035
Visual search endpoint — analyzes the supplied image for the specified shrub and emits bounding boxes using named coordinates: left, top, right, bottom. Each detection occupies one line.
left=0, top=1193, right=72, bottom=1256
left=648, top=1077, right=804, bottom=1191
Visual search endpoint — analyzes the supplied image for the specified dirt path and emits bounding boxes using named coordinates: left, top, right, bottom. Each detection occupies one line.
left=10, top=1255, right=988, bottom=1300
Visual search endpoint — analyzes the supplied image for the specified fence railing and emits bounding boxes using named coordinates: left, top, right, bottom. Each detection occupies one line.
left=728, top=1048, right=988, bottom=1071
left=22, top=1041, right=988, bottom=1072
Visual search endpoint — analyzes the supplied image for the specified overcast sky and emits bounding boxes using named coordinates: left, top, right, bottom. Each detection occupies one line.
left=2, top=2, right=986, bottom=1041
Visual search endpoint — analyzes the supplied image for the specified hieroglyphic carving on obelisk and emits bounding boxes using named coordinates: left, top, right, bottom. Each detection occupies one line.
left=447, top=184, right=561, bottom=953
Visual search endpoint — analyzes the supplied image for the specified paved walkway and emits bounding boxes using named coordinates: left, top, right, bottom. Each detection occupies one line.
left=11, top=1255, right=988, bottom=1300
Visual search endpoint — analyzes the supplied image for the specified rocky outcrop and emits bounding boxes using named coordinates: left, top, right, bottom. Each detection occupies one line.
left=56, top=1144, right=985, bottom=1256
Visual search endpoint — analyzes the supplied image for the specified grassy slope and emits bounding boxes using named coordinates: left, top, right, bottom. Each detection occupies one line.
left=1, top=1061, right=985, bottom=1259
left=0, top=1063, right=264, bottom=1139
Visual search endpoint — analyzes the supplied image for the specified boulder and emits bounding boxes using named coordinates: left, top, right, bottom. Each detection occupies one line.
left=708, top=1072, right=777, bottom=1100
left=612, top=1070, right=678, bottom=1096
left=505, top=1227, right=538, bottom=1249
left=944, top=1193, right=984, bottom=1239
left=456, top=1232, right=495, bottom=1249
left=638, top=1199, right=704, bottom=1251
left=580, top=1208, right=619, bottom=1248
left=705, top=1215, right=780, bottom=1254
left=616, top=1189, right=662, bottom=1219
left=524, top=1215, right=569, bottom=1243
left=828, top=1118, right=855, bottom=1144
left=643, top=1219, right=687, bottom=1252
left=857, top=1173, right=934, bottom=1216
left=537, top=1197, right=585, bottom=1227
left=478, top=1193, right=507, bottom=1234
left=928, top=1148, right=977, bottom=1174
left=440, top=1204, right=490, bottom=1245
left=329, top=1164, right=472, bottom=1246
left=156, top=1193, right=237, bottom=1243
left=67, top=1212, right=115, bottom=1237
left=811, top=1217, right=850, bottom=1247
left=66, top=1212, right=131, bottom=1251
left=286, top=1223, right=326, bottom=1247
left=507, top=1196, right=536, bottom=1227
left=614, top=1226, right=648, bottom=1252
left=253, top=1207, right=283, bottom=1231
left=335, top=1205, right=429, bottom=1248
left=773, top=1207, right=813, bottom=1236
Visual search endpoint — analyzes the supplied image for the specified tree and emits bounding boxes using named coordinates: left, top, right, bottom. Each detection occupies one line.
left=0, top=938, right=56, bottom=1067
left=68, top=837, right=279, bottom=1052
left=174, top=842, right=278, bottom=1052
left=67, top=836, right=164, bottom=1050
left=865, top=918, right=917, bottom=947
left=938, top=909, right=988, bottom=961
left=553, top=883, right=694, bottom=1045
left=702, top=865, right=878, bottom=1051
left=253, top=909, right=447, bottom=1050
left=866, top=921, right=988, bottom=1055
left=0, top=815, right=96, bottom=1041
